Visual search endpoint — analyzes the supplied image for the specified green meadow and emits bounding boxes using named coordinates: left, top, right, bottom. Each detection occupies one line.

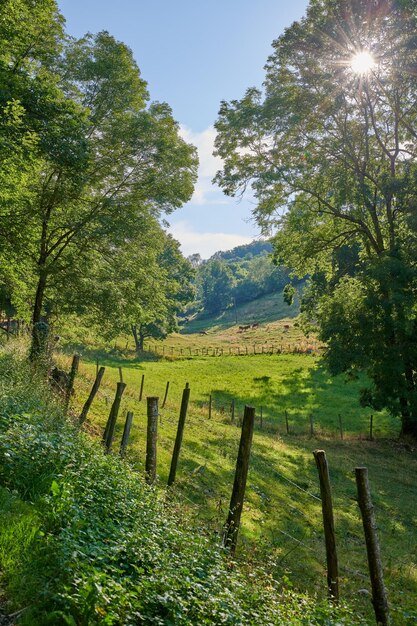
left=61, top=348, right=417, bottom=625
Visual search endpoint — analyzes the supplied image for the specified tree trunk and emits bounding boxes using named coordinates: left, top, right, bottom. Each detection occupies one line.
left=32, top=270, right=47, bottom=326
left=399, top=399, right=417, bottom=437
left=138, top=326, right=145, bottom=352
left=131, top=324, right=145, bottom=354
left=29, top=271, right=48, bottom=362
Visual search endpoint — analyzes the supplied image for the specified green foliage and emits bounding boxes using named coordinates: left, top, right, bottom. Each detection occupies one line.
left=194, top=242, right=295, bottom=318
left=0, top=7, right=197, bottom=360
left=0, top=344, right=363, bottom=624
left=214, top=0, right=417, bottom=435
left=198, top=259, right=235, bottom=315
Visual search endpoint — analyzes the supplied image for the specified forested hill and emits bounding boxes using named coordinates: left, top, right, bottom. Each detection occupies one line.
left=211, top=240, right=273, bottom=261
left=190, top=240, right=300, bottom=318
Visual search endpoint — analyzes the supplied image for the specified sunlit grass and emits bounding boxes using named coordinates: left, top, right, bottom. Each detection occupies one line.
left=57, top=345, right=417, bottom=623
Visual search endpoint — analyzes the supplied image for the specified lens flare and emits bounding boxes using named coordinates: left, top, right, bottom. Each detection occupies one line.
left=350, top=50, right=375, bottom=75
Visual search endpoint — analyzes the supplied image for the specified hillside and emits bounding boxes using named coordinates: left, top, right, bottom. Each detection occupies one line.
left=0, top=341, right=364, bottom=625
left=50, top=331, right=417, bottom=625
left=181, top=288, right=301, bottom=335
left=189, top=240, right=302, bottom=326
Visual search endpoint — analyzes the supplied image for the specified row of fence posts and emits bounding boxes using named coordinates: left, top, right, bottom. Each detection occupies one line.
left=68, top=355, right=388, bottom=625
left=209, top=397, right=376, bottom=441
left=80, top=360, right=376, bottom=442
left=140, top=342, right=319, bottom=358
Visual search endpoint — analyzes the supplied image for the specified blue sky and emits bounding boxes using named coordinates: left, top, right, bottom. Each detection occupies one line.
left=58, top=0, right=309, bottom=257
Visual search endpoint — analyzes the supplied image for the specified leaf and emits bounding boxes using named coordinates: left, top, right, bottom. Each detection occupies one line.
left=50, top=480, right=61, bottom=497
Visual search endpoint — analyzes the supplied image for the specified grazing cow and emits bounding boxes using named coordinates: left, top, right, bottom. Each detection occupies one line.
left=239, top=324, right=251, bottom=331
left=283, top=324, right=290, bottom=332
left=251, top=322, right=259, bottom=329
left=199, top=331, right=208, bottom=335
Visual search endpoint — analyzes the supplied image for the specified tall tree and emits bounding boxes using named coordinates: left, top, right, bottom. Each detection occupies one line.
left=215, top=0, right=417, bottom=435
left=0, top=0, right=71, bottom=320
left=0, top=22, right=197, bottom=356
left=62, top=223, right=194, bottom=354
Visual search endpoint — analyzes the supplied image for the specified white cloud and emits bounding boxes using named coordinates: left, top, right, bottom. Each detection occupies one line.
left=169, top=220, right=252, bottom=259
left=179, top=124, right=224, bottom=205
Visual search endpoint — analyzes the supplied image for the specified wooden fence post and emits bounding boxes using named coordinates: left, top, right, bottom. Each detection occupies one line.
left=162, top=381, right=170, bottom=408
left=338, top=414, right=344, bottom=440
left=78, top=366, right=105, bottom=425
left=64, top=354, right=80, bottom=413
left=208, top=394, right=212, bottom=419
left=369, top=415, right=374, bottom=441
left=145, top=397, right=159, bottom=484
left=167, top=383, right=190, bottom=486
left=223, top=405, right=255, bottom=555
left=120, top=411, right=133, bottom=457
left=313, top=450, right=339, bottom=601
left=139, top=374, right=145, bottom=401
left=355, top=467, right=390, bottom=626
left=103, top=382, right=126, bottom=452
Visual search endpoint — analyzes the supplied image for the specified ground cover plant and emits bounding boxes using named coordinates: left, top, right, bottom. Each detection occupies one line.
left=0, top=340, right=365, bottom=625
left=59, top=340, right=417, bottom=625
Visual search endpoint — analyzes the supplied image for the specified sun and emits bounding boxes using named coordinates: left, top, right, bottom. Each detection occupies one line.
left=350, top=50, right=375, bottom=75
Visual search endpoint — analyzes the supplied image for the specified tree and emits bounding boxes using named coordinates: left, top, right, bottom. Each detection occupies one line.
left=215, top=0, right=417, bottom=435
left=60, top=222, right=195, bottom=354
left=0, top=0, right=70, bottom=321
left=0, top=22, right=198, bottom=357
left=198, top=260, right=235, bottom=315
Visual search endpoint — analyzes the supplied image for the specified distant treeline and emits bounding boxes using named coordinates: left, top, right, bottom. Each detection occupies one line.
left=188, top=241, right=301, bottom=316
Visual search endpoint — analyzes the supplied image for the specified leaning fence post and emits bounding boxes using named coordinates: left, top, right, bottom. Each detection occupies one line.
left=355, top=467, right=390, bottom=626
left=103, top=382, right=126, bottom=452
left=338, top=413, right=344, bottom=440
left=78, top=366, right=105, bottom=425
left=145, top=397, right=159, bottom=484
left=223, top=405, right=255, bottom=555
left=139, top=374, right=145, bottom=401
left=167, top=383, right=190, bottom=486
left=313, top=450, right=339, bottom=601
left=64, top=354, right=80, bottom=413
left=120, top=411, right=134, bottom=457
left=162, top=381, right=170, bottom=408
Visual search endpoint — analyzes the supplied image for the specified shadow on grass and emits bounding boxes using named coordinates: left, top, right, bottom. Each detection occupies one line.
left=61, top=342, right=161, bottom=368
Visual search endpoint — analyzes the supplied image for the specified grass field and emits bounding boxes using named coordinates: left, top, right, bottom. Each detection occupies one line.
left=58, top=343, right=417, bottom=625
left=180, top=290, right=301, bottom=334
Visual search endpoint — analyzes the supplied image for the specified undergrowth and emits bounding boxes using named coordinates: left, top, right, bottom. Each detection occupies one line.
left=0, top=341, right=366, bottom=624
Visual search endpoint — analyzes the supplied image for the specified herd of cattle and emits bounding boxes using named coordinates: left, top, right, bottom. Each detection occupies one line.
left=238, top=323, right=259, bottom=331
left=238, top=323, right=290, bottom=332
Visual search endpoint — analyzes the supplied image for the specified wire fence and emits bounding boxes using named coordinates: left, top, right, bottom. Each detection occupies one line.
left=69, top=359, right=417, bottom=621
left=141, top=341, right=323, bottom=358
